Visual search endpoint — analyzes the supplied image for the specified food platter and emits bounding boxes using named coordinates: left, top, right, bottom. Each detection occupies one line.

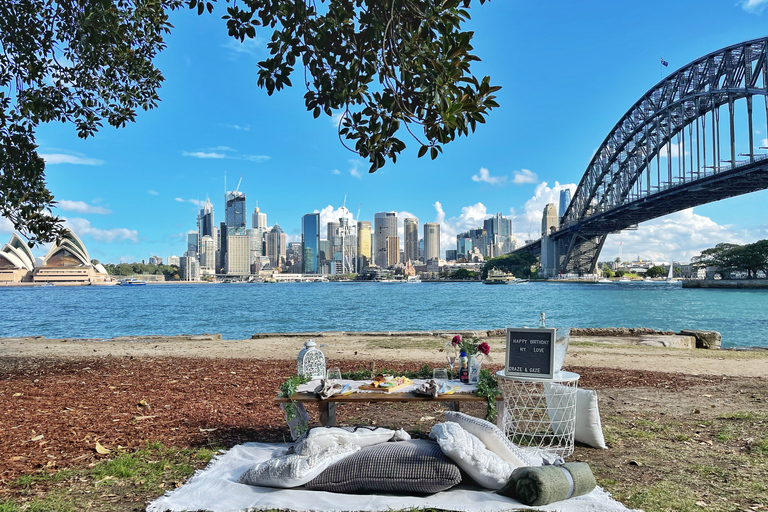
left=358, top=376, right=413, bottom=393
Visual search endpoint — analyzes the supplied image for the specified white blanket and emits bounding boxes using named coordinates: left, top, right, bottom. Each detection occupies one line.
left=148, top=443, right=638, bottom=512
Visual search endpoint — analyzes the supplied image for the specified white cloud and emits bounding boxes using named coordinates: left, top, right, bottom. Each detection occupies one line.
left=509, top=181, right=577, bottom=241
left=40, top=153, right=104, bottom=165
left=57, top=200, right=111, bottom=214
left=221, top=36, right=264, bottom=56
left=148, top=190, right=159, bottom=196
left=658, top=140, right=686, bottom=159
left=0, top=216, right=14, bottom=234
left=316, top=205, right=356, bottom=235
left=742, top=0, right=768, bottom=13
left=512, top=169, right=538, bottom=185
left=244, top=154, right=271, bottom=163
left=762, top=137, right=768, bottom=148
left=331, top=169, right=341, bottom=175
left=472, top=167, right=506, bottom=185
left=349, top=160, right=363, bottom=179
left=602, top=208, right=751, bottom=264
left=208, top=146, right=236, bottom=152
left=183, top=151, right=226, bottom=159
left=330, top=112, right=347, bottom=127
left=433, top=201, right=489, bottom=254
left=63, top=218, right=139, bottom=243
left=175, top=198, right=205, bottom=207
left=220, top=123, right=251, bottom=131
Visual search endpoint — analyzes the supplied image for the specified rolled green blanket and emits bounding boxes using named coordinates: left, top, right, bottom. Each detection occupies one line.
left=497, top=462, right=596, bottom=506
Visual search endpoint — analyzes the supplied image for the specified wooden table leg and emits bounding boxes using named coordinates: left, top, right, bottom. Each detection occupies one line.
left=319, top=402, right=337, bottom=427
left=449, top=401, right=461, bottom=412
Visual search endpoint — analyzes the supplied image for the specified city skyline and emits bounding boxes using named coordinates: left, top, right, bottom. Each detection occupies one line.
left=3, top=1, right=768, bottom=265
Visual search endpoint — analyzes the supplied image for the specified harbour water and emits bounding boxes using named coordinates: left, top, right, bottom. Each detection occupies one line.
left=1, top=281, right=766, bottom=348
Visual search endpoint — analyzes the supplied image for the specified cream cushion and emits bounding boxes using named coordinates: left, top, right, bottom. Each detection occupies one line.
left=444, top=411, right=533, bottom=467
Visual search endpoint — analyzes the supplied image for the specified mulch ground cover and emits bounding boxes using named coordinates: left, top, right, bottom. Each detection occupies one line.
left=0, top=355, right=716, bottom=489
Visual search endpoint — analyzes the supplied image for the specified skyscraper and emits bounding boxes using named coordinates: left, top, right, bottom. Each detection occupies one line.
left=333, top=208, right=357, bottom=274
left=225, top=191, right=246, bottom=228
left=225, top=228, right=251, bottom=275
left=424, top=223, right=440, bottom=261
left=252, top=206, right=267, bottom=229
left=404, top=217, right=419, bottom=263
left=541, top=203, right=559, bottom=237
left=197, top=198, right=214, bottom=249
left=386, top=236, right=400, bottom=267
left=268, top=224, right=287, bottom=268
left=374, top=211, right=397, bottom=267
left=559, top=189, right=572, bottom=220
left=301, top=213, right=320, bottom=274
left=357, top=221, right=371, bottom=272
left=199, top=235, right=216, bottom=275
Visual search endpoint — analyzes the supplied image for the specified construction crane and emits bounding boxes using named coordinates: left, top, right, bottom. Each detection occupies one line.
left=235, top=174, right=243, bottom=193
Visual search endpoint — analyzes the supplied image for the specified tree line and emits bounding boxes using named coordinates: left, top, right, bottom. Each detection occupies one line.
left=100, top=262, right=180, bottom=280
left=692, top=240, right=768, bottom=278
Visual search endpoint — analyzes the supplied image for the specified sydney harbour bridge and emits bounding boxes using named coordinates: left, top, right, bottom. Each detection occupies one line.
left=516, top=36, right=768, bottom=276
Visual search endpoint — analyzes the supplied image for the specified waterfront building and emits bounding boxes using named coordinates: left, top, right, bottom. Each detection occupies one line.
left=386, top=235, right=400, bottom=267
left=217, top=221, right=228, bottom=274
left=225, top=227, right=251, bottom=275
left=148, top=255, right=163, bottom=266
left=287, top=242, right=303, bottom=273
left=268, top=224, right=287, bottom=268
left=541, top=203, right=558, bottom=237
left=332, top=208, right=357, bottom=274
left=180, top=250, right=201, bottom=281
left=302, top=213, right=320, bottom=274
left=424, top=222, right=440, bottom=261
left=457, top=235, right=473, bottom=259
left=246, top=228, right=265, bottom=263
left=559, top=189, right=572, bottom=222
left=199, top=236, right=216, bottom=275
left=187, top=232, right=198, bottom=255
left=198, top=198, right=215, bottom=255
left=0, top=230, right=108, bottom=284
left=404, top=217, right=419, bottom=263
left=357, top=220, right=371, bottom=272
left=374, top=211, right=397, bottom=267
left=445, top=249, right=458, bottom=261
left=252, top=206, right=267, bottom=229
left=226, top=191, right=247, bottom=228
left=167, top=255, right=180, bottom=267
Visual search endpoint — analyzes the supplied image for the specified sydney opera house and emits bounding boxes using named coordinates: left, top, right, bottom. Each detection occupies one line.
left=0, top=229, right=109, bottom=284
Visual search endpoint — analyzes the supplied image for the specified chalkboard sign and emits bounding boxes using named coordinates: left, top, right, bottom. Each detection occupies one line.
left=505, top=328, right=556, bottom=379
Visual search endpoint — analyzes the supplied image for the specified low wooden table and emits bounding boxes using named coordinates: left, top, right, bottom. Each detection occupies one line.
left=275, top=387, right=497, bottom=427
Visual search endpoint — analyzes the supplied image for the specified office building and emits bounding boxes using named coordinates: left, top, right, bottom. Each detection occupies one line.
left=268, top=224, right=287, bottom=268
left=199, top=235, right=216, bottom=275
left=198, top=198, right=215, bottom=249
left=226, top=227, right=251, bottom=275
left=187, top=232, right=198, bottom=254
left=332, top=209, right=357, bottom=274
left=559, top=189, right=572, bottom=221
left=301, top=213, right=320, bottom=274
left=357, top=221, right=371, bottom=271
left=148, top=255, right=162, bottom=265
left=180, top=250, right=201, bottom=281
left=445, top=249, right=457, bottom=261
left=252, top=206, right=267, bottom=229
left=386, top=236, right=400, bottom=267
left=404, top=217, right=419, bottom=263
left=542, top=203, right=559, bottom=237
left=327, top=221, right=339, bottom=245
left=374, top=211, right=397, bottom=267
left=424, top=222, right=440, bottom=261
left=217, top=221, right=227, bottom=274
left=225, top=191, right=246, bottom=228
left=167, top=255, right=180, bottom=267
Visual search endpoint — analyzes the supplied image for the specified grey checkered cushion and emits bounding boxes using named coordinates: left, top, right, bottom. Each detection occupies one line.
left=305, top=439, right=461, bottom=494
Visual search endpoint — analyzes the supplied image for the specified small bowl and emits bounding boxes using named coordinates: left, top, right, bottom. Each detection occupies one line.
left=383, top=375, right=394, bottom=382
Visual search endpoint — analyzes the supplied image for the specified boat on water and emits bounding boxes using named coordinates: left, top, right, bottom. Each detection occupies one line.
left=617, top=276, right=632, bottom=283
left=117, top=278, right=146, bottom=286
left=483, top=268, right=516, bottom=285
left=596, top=277, right=612, bottom=283
left=406, top=276, right=422, bottom=283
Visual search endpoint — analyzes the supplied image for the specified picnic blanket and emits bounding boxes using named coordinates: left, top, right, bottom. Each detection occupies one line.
left=147, top=442, right=639, bottom=512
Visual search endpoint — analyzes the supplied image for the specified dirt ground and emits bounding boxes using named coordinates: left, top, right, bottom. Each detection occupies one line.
left=0, top=334, right=766, bottom=511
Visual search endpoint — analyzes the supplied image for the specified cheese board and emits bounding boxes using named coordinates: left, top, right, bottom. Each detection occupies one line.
left=358, top=377, right=413, bottom=393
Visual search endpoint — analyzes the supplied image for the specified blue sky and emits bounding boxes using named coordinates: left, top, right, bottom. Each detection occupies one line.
left=3, top=0, right=768, bottom=265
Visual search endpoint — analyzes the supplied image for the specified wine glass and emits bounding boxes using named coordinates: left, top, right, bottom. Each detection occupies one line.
left=433, top=368, right=448, bottom=383
left=446, top=356, right=457, bottom=381
left=326, top=368, right=342, bottom=381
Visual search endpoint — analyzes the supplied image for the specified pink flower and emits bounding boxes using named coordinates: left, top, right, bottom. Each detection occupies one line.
left=451, top=334, right=462, bottom=346
left=478, top=342, right=491, bottom=356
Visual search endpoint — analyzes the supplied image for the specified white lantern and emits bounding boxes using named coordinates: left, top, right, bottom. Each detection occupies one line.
left=297, top=339, right=326, bottom=379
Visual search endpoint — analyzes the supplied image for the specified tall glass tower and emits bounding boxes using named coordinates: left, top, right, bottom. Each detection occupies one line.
left=225, top=191, right=246, bottom=228
left=374, top=211, right=397, bottom=267
left=404, top=217, right=419, bottom=263
left=559, top=189, right=572, bottom=221
left=301, top=213, right=320, bottom=274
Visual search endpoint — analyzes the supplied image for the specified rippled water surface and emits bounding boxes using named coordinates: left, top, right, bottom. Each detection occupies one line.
left=2, top=281, right=767, bottom=348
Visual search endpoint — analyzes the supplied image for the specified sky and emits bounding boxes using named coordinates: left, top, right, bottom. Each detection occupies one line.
left=3, top=0, right=768, bottom=265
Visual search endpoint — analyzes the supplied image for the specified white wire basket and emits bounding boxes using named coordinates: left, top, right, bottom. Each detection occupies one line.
left=495, top=371, right=580, bottom=457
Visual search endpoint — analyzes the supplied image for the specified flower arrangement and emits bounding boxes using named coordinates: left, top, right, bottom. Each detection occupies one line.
left=448, top=334, right=492, bottom=362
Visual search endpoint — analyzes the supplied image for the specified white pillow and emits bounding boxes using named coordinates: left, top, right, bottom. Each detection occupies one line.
left=238, top=444, right=359, bottom=488
left=293, top=426, right=410, bottom=456
left=429, top=422, right=518, bottom=490
left=544, top=385, right=607, bottom=449
left=444, top=411, right=533, bottom=467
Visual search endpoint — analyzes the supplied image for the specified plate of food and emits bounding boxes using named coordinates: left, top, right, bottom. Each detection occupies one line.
left=359, top=374, right=413, bottom=392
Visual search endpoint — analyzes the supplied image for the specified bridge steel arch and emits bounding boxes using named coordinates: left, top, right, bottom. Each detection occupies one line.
left=552, top=36, right=768, bottom=275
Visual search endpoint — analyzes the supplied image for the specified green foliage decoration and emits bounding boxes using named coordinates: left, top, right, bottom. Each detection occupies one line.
left=476, top=368, right=500, bottom=423
left=279, top=374, right=312, bottom=436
